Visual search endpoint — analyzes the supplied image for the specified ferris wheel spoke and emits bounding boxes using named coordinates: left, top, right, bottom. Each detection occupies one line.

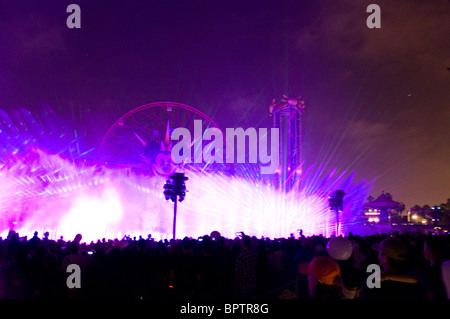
left=183, top=110, right=195, bottom=128
left=131, top=113, right=153, bottom=142
left=143, top=108, right=158, bottom=140
left=131, top=129, right=148, bottom=147
left=102, top=145, right=141, bottom=160
left=119, top=118, right=153, bottom=148
left=102, top=142, right=142, bottom=161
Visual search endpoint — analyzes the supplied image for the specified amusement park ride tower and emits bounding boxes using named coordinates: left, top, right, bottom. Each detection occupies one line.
left=270, top=95, right=305, bottom=192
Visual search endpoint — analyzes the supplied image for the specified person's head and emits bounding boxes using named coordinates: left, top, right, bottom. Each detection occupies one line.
left=7, top=230, right=17, bottom=239
left=424, top=235, right=447, bottom=264
left=202, top=241, right=213, bottom=255
left=74, top=234, right=82, bottom=243
left=13, top=243, right=29, bottom=262
left=299, top=256, right=342, bottom=285
left=298, top=256, right=343, bottom=299
left=378, top=238, right=408, bottom=272
left=181, top=237, right=193, bottom=252
left=68, top=241, right=80, bottom=254
left=42, top=252, right=59, bottom=270
left=138, top=238, right=146, bottom=251
left=241, top=235, right=252, bottom=249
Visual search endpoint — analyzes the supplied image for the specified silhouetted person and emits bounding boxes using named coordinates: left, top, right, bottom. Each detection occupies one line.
left=360, top=238, right=426, bottom=299
left=298, top=256, right=345, bottom=299
left=195, top=240, right=220, bottom=298
left=424, top=236, right=448, bottom=299
left=29, top=231, right=41, bottom=250
left=0, top=243, right=36, bottom=298
left=36, top=253, right=68, bottom=298
left=61, top=241, right=90, bottom=272
left=235, top=236, right=258, bottom=298
left=169, top=237, right=197, bottom=298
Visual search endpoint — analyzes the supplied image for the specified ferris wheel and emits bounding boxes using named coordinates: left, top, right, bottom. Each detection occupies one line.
left=98, top=101, right=220, bottom=176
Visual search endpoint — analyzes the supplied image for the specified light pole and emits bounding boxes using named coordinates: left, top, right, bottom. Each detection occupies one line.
left=163, top=172, right=188, bottom=240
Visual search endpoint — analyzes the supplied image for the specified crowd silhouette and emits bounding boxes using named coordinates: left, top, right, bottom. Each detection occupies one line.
left=0, top=229, right=449, bottom=299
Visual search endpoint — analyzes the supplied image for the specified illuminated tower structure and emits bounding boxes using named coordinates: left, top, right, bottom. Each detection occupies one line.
left=269, top=95, right=305, bottom=191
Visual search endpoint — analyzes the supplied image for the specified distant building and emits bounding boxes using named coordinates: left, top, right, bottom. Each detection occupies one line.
left=409, top=205, right=428, bottom=225
left=409, top=205, right=446, bottom=225
left=361, top=192, right=406, bottom=225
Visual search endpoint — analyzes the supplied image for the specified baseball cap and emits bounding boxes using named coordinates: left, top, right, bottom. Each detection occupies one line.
left=379, top=238, right=408, bottom=261
left=298, top=256, right=341, bottom=285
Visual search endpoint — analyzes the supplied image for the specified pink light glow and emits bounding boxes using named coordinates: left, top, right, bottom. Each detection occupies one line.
left=0, top=148, right=372, bottom=242
left=58, top=185, right=123, bottom=241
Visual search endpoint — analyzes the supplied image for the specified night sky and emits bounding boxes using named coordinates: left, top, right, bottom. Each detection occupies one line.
left=0, top=0, right=449, bottom=210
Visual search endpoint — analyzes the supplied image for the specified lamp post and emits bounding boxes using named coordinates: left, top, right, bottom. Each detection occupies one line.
left=163, top=172, right=188, bottom=240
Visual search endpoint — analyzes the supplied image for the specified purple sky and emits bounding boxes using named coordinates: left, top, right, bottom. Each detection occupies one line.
left=0, top=0, right=449, bottom=210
